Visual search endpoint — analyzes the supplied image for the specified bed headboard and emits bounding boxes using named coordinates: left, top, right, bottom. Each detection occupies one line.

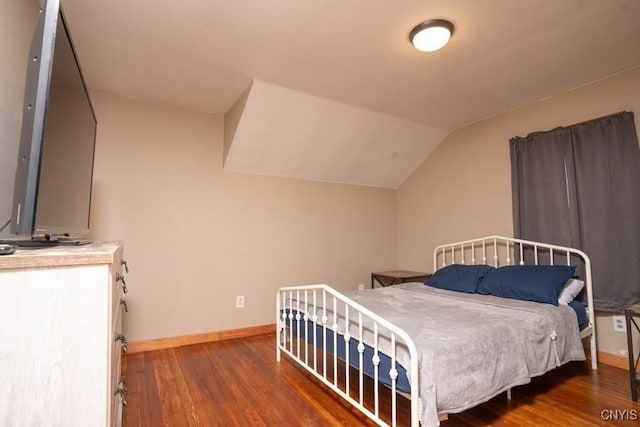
left=433, top=235, right=596, bottom=369
left=436, top=234, right=584, bottom=267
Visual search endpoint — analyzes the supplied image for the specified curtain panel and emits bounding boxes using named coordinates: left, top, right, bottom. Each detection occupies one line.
left=510, top=112, right=640, bottom=312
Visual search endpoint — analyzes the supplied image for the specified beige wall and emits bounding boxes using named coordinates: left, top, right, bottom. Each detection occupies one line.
left=88, top=92, right=396, bottom=342
left=398, top=67, right=640, bottom=357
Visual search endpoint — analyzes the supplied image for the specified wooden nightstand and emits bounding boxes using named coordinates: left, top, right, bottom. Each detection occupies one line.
left=625, top=303, right=640, bottom=402
left=371, top=270, right=430, bottom=288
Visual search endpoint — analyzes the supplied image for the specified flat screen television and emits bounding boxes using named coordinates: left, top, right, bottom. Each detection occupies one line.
left=5, top=0, right=96, bottom=247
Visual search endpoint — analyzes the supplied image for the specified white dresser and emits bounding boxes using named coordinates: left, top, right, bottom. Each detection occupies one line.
left=0, top=242, right=128, bottom=427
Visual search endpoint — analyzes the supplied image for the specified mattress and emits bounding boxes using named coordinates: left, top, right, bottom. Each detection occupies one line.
left=283, top=282, right=586, bottom=427
left=286, top=284, right=586, bottom=392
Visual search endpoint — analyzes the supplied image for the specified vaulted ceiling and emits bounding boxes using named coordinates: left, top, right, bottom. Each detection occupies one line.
left=61, top=0, right=640, bottom=188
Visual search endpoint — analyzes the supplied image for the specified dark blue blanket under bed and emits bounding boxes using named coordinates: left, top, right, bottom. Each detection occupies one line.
left=283, top=300, right=587, bottom=394
left=570, top=300, right=588, bottom=331
left=284, top=309, right=412, bottom=392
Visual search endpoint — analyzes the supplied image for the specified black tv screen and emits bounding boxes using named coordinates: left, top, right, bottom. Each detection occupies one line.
left=10, top=0, right=96, bottom=240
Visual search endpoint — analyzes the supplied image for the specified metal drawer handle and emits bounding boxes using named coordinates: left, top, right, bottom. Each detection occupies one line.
left=120, top=298, right=128, bottom=313
left=115, top=333, right=128, bottom=353
left=116, top=272, right=128, bottom=294
left=120, top=259, right=129, bottom=273
left=114, top=383, right=128, bottom=406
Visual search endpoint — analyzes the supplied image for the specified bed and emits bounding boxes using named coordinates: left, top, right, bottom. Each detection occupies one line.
left=276, top=235, right=597, bottom=426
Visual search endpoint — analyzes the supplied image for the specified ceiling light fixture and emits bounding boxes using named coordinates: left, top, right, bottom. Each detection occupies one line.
left=409, top=19, right=454, bottom=52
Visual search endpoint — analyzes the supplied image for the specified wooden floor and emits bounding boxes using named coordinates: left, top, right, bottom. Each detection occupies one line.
left=123, top=333, right=639, bottom=426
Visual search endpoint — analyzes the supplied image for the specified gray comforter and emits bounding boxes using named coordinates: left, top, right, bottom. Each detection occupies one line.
left=339, top=282, right=586, bottom=427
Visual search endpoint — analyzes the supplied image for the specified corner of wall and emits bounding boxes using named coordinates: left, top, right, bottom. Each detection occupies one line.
left=223, top=81, right=253, bottom=164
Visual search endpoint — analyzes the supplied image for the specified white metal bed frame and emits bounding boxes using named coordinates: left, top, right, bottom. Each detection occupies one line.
left=276, top=235, right=597, bottom=427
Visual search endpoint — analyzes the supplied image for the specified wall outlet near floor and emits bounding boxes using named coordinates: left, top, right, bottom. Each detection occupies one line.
left=357, top=283, right=365, bottom=290
left=236, top=295, right=245, bottom=308
left=612, top=315, right=626, bottom=333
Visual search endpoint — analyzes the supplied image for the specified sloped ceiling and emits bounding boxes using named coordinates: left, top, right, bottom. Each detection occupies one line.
left=60, top=0, right=640, bottom=187
left=224, top=81, right=447, bottom=188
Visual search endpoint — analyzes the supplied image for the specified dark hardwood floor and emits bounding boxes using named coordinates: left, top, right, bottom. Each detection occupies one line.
left=123, top=333, right=639, bottom=426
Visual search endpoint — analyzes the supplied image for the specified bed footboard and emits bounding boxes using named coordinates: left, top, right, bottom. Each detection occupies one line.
left=276, top=284, right=420, bottom=427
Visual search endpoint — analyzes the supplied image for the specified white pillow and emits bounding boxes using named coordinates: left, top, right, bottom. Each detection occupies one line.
left=558, top=278, right=584, bottom=305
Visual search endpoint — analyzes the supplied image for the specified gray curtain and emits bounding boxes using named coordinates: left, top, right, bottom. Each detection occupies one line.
left=510, top=111, right=640, bottom=312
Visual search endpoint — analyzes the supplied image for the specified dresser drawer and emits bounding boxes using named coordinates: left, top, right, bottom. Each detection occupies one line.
left=108, top=248, right=127, bottom=427
left=110, top=301, right=125, bottom=426
left=111, top=301, right=123, bottom=386
left=110, top=253, right=126, bottom=323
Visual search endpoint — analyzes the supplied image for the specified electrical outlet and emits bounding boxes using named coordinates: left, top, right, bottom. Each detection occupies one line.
left=612, top=315, right=626, bottom=333
left=357, top=283, right=365, bottom=290
left=236, top=295, right=245, bottom=309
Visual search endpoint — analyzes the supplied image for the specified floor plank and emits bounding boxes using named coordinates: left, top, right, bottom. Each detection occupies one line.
left=123, top=333, right=639, bottom=426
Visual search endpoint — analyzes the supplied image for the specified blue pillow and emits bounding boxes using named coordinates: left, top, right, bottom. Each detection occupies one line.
left=477, top=265, right=576, bottom=305
left=425, top=264, right=495, bottom=293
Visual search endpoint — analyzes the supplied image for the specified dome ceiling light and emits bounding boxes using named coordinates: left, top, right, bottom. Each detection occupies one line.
left=409, top=19, right=455, bottom=52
